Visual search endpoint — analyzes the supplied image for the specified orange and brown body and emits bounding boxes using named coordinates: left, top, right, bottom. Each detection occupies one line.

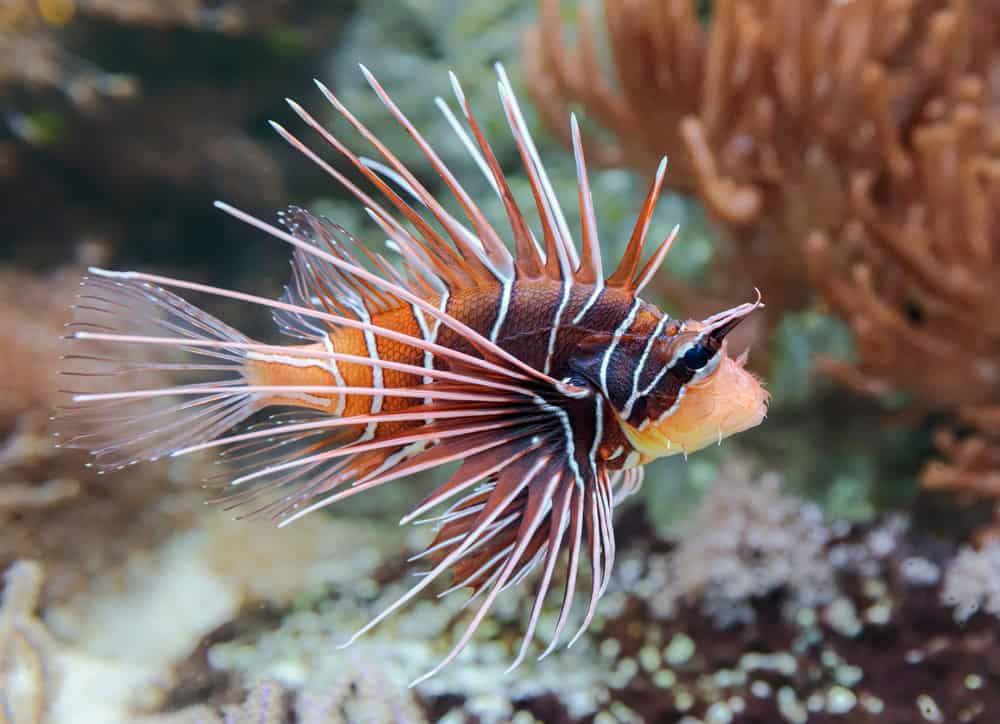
left=246, top=281, right=638, bottom=462
left=60, top=65, right=767, bottom=683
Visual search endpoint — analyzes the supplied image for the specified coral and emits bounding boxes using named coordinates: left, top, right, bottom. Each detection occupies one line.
left=204, top=565, right=617, bottom=723
left=942, top=541, right=1000, bottom=623
left=805, top=48, right=1000, bottom=533
left=524, top=0, right=999, bottom=327
left=922, top=424, right=1000, bottom=541
left=0, top=560, right=60, bottom=724
left=805, top=82, right=1000, bottom=411
left=526, top=0, right=704, bottom=181
left=646, top=461, right=836, bottom=626
left=293, top=656, right=429, bottom=724
left=143, top=681, right=289, bottom=724
left=169, top=494, right=1000, bottom=723
left=0, top=267, right=202, bottom=605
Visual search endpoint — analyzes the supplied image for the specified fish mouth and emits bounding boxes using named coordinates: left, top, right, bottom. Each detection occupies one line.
left=700, top=288, right=764, bottom=347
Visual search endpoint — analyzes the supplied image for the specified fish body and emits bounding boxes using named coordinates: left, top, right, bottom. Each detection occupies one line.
left=60, top=65, right=767, bottom=683
left=248, top=279, right=643, bottom=462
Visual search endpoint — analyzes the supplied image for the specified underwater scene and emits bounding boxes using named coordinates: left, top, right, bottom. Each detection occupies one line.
left=2, top=0, right=1000, bottom=722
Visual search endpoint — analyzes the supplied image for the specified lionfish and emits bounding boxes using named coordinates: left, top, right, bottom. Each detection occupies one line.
left=60, top=65, right=767, bottom=683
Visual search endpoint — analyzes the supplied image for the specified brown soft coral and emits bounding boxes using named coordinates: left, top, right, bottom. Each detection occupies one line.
left=924, top=423, right=1000, bottom=541
left=524, top=0, right=996, bottom=324
left=806, top=79, right=1000, bottom=407
left=806, top=66, right=1000, bottom=533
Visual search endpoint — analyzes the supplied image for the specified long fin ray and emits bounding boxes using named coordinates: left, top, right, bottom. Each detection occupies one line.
left=357, top=66, right=513, bottom=281
left=83, top=267, right=536, bottom=386
left=276, top=106, right=475, bottom=289
left=409, top=465, right=562, bottom=686
left=570, top=114, right=603, bottom=284
left=339, top=455, right=552, bottom=652
left=508, top=483, right=572, bottom=670
left=495, top=63, right=579, bottom=270
left=446, top=71, right=544, bottom=280
left=495, top=69, right=574, bottom=282
left=58, top=276, right=258, bottom=469
left=607, top=156, right=668, bottom=289
left=214, top=201, right=563, bottom=387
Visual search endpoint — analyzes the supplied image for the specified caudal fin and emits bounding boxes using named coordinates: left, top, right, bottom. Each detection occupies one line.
left=57, top=270, right=260, bottom=470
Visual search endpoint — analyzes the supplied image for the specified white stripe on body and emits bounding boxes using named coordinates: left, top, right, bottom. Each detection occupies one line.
left=571, top=283, right=604, bottom=325
left=598, top=299, right=642, bottom=401
left=620, top=313, right=671, bottom=420
left=490, top=280, right=513, bottom=342
left=544, top=280, right=572, bottom=375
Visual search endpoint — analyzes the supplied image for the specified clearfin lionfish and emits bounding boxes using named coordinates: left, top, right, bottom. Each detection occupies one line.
left=59, top=65, right=768, bottom=683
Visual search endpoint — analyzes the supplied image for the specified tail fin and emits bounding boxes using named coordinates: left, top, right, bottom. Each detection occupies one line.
left=57, top=270, right=260, bottom=470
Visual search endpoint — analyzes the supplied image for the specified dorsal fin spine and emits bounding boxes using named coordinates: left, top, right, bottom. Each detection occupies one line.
left=606, top=156, right=669, bottom=290
left=451, top=76, right=544, bottom=280
left=571, top=113, right=603, bottom=285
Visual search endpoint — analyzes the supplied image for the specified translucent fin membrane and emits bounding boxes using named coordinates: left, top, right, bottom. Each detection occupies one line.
left=57, top=274, right=259, bottom=469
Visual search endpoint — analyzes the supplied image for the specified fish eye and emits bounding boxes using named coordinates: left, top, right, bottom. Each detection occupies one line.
left=681, top=343, right=712, bottom=370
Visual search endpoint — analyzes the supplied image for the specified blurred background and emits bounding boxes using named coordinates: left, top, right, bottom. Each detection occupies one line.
left=2, top=1, right=999, bottom=722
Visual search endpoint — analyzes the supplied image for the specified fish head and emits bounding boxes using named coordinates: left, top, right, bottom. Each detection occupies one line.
left=617, top=296, right=768, bottom=463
